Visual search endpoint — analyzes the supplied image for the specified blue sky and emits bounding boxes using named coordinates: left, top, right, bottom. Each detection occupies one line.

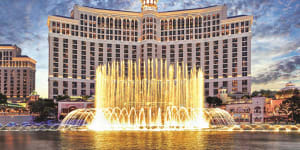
left=0, top=0, right=299, bottom=98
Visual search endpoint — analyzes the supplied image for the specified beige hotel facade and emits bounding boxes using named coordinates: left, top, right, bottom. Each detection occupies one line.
left=0, top=44, right=36, bottom=99
left=47, top=0, right=253, bottom=99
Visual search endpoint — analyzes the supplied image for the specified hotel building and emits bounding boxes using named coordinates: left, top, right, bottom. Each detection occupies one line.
left=0, top=44, right=36, bottom=99
left=48, top=0, right=253, bottom=99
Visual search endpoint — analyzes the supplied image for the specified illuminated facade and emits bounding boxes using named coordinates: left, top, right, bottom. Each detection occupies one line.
left=48, top=1, right=253, bottom=99
left=226, top=97, right=265, bottom=124
left=0, top=44, right=36, bottom=99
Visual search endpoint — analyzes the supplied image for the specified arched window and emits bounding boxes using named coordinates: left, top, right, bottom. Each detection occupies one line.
left=106, top=18, right=109, bottom=27
left=178, top=18, right=181, bottom=28
left=101, top=17, right=105, bottom=28
left=189, top=17, right=194, bottom=28
left=134, top=20, right=138, bottom=30
left=173, top=19, right=176, bottom=29
left=237, top=107, right=243, bottom=113
left=254, top=117, right=261, bottom=122
left=68, top=106, right=77, bottom=112
left=169, top=19, right=172, bottom=30
left=254, top=106, right=261, bottom=113
left=161, top=20, right=165, bottom=30
left=181, top=18, right=185, bottom=29
left=123, top=19, right=126, bottom=29
left=244, top=107, right=250, bottom=113
left=126, top=19, right=130, bottom=28
left=131, top=20, right=134, bottom=29
left=186, top=18, right=190, bottom=28
left=110, top=18, right=113, bottom=28
left=114, top=18, right=118, bottom=29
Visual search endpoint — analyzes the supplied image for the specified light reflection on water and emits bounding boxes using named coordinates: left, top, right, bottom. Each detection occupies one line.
left=0, top=131, right=299, bottom=150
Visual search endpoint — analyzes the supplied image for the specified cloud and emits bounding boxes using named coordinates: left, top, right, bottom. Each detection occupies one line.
left=0, top=0, right=299, bottom=96
left=254, top=3, right=300, bottom=38
left=253, top=56, right=300, bottom=84
left=0, top=0, right=140, bottom=97
left=0, top=0, right=137, bottom=44
left=84, top=0, right=136, bottom=10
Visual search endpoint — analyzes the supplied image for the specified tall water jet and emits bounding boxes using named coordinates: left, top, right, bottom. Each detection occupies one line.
left=88, top=59, right=209, bottom=130
left=60, top=59, right=235, bottom=131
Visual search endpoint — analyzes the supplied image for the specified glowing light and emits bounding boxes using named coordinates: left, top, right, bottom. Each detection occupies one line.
left=60, top=59, right=235, bottom=131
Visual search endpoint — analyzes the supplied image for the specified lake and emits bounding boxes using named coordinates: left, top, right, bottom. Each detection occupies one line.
left=0, top=131, right=299, bottom=150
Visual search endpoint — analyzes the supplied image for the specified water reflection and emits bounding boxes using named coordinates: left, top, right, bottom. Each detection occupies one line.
left=0, top=131, right=299, bottom=150
left=58, top=131, right=300, bottom=150
left=0, top=132, right=60, bottom=150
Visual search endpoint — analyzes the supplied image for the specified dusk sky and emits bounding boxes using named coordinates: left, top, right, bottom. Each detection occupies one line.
left=0, top=0, right=299, bottom=98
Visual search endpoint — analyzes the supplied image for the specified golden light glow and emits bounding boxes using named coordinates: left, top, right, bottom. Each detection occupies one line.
left=12, top=57, right=37, bottom=64
left=141, top=0, right=158, bottom=11
left=47, top=16, right=79, bottom=28
left=60, top=60, right=236, bottom=131
left=157, top=5, right=224, bottom=17
left=88, top=59, right=210, bottom=130
left=0, top=46, right=17, bottom=49
left=221, top=16, right=253, bottom=25
left=76, top=6, right=141, bottom=17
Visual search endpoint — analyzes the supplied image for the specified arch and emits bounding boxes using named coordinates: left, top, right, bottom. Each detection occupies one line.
left=68, top=106, right=77, bottom=112
left=131, top=20, right=135, bottom=29
left=244, top=107, right=251, bottom=113
left=254, top=106, right=261, bottom=113
left=236, top=107, right=243, bottom=113
left=186, top=16, right=194, bottom=28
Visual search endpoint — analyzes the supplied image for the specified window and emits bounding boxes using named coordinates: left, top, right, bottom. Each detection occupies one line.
left=53, top=81, right=58, bottom=87
left=53, top=88, right=58, bottom=95
left=254, top=107, right=261, bottom=113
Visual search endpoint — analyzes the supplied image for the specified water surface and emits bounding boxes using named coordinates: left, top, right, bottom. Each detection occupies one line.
left=0, top=131, right=299, bottom=150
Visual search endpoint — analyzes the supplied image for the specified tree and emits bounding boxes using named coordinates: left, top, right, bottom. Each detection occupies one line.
left=251, top=90, right=276, bottom=98
left=0, top=93, right=7, bottom=105
left=82, top=95, right=91, bottom=101
left=0, top=93, right=7, bottom=111
left=279, top=96, right=300, bottom=123
left=241, top=95, right=250, bottom=99
left=206, top=96, right=223, bottom=108
left=56, top=95, right=70, bottom=101
left=28, top=99, right=57, bottom=121
left=293, top=89, right=299, bottom=96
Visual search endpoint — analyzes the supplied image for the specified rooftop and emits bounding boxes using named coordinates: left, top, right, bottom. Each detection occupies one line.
left=0, top=44, right=20, bottom=50
left=52, top=15, right=73, bottom=19
left=0, top=44, right=15, bottom=46
left=58, top=99, right=94, bottom=102
left=76, top=4, right=224, bottom=13
left=227, top=15, right=248, bottom=19
left=159, top=5, right=219, bottom=13
left=77, top=5, right=140, bottom=13
left=18, top=55, right=29, bottom=58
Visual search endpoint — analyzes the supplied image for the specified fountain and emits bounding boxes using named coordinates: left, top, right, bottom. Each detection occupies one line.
left=60, top=59, right=236, bottom=131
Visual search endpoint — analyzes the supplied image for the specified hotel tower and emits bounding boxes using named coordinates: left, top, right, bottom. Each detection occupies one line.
left=0, top=44, right=36, bottom=100
left=48, top=0, right=253, bottom=99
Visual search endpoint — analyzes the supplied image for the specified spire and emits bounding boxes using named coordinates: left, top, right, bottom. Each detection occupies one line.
left=141, top=0, right=158, bottom=11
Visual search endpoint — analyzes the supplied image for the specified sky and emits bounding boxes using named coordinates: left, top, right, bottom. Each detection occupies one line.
left=0, top=0, right=299, bottom=98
